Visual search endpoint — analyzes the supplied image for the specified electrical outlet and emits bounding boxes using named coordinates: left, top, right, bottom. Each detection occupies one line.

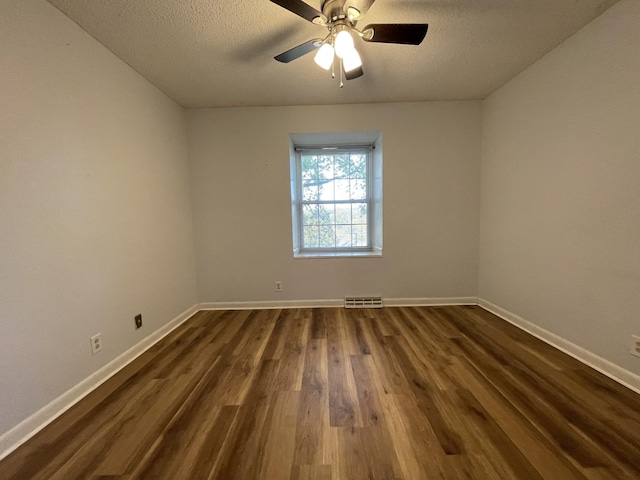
left=632, top=335, right=640, bottom=358
left=275, top=281, right=283, bottom=292
left=90, top=333, right=102, bottom=355
left=135, top=314, right=143, bottom=330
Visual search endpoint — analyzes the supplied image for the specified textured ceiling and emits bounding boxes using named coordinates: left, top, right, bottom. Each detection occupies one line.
left=46, top=0, right=618, bottom=108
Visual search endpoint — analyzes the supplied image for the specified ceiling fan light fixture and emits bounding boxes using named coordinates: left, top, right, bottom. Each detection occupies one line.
left=342, top=47, right=362, bottom=73
left=314, top=43, right=335, bottom=70
left=271, top=0, right=430, bottom=85
left=347, top=6, right=361, bottom=20
left=334, top=29, right=355, bottom=58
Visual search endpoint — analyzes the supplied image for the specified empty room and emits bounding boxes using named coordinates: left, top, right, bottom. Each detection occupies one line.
left=1, top=0, right=639, bottom=478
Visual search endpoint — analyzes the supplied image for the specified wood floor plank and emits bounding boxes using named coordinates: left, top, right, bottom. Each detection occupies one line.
left=326, top=310, right=363, bottom=428
left=449, top=355, right=588, bottom=479
left=451, top=387, right=545, bottom=479
left=273, top=314, right=310, bottom=391
left=387, top=334, right=464, bottom=455
left=208, top=359, right=281, bottom=480
left=331, top=426, right=396, bottom=480
left=262, top=308, right=296, bottom=360
left=293, top=338, right=329, bottom=466
left=93, top=374, right=198, bottom=476
left=47, top=379, right=167, bottom=480
left=383, top=308, right=451, bottom=389
left=365, top=308, right=400, bottom=337
left=230, top=309, right=279, bottom=362
left=309, top=308, right=328, bottom=340
left=253, top=390, right=300, bottom=480
left=358, top=315, right=412, bottom=394
left=131, top=404, right=237, bottom=479
left=349, top=354, right=384, bottom=428
left=117, top=311, right=261, bottom=478
left=349, top=354, right=404, bottom=476
left=290, top=464, right=332, bottom=480
left=1, top=306, right=638, bottom=480
left=378, top=393, right=437, bottom=480
left=342, top=310, right=372, bottom=356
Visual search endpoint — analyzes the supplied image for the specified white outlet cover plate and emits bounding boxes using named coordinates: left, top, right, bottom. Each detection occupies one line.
left=90, top=333, right=102, bottom=355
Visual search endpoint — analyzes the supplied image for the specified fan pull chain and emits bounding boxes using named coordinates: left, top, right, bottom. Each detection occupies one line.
left=340, top=58, right=344, bottom=88
left=331, top=58, right=335, bottom=79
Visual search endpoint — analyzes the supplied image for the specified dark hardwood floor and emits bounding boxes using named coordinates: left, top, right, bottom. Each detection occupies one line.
left=1, top=306, right=639, bottom=479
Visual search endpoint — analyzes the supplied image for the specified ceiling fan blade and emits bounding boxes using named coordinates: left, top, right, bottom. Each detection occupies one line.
left=275, top=39, right=322, bottom=63
left=344, top=0, right=376, bottom=19
left=362, top=24, right=428, bottom=45
left=345, top=66, right=364, bottom=80
left=270, top=0, right=327, bottom=24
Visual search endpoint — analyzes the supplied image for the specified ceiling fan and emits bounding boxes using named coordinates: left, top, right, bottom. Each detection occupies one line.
left=270, top=0, right=428, bottom=85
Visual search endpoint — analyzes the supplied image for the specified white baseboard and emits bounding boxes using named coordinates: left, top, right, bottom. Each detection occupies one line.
left=0, top=304, right=200, bottom=462
left=478, top=298, right=640, bottom=395
left=383, top=296, right=478, bottom=307
left=198, top=299, right=345, bottom=310
left=198, top=297, right=478, bottom=310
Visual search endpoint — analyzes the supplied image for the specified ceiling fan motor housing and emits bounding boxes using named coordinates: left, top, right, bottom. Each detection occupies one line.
left=321, top=0, right=352, bottom=23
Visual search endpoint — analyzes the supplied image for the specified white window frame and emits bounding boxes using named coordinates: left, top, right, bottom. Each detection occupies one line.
left=289, top=132, right=383, bottom=259
left=295, top=146, right=373, bottom=254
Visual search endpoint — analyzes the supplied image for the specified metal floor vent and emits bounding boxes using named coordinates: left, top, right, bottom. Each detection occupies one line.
left=345, top=296, right=383, bottom=309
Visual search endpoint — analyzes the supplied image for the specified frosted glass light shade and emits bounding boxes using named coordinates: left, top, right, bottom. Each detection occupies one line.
left=314, top=43, right=335, bottom=70
left=347, top=6, right=361, bottom=19
left=343, top=48, right=362, bottom=72
left=335, top=30, right=354, bottom=58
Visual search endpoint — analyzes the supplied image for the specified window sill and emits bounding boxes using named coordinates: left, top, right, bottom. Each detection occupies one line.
left=293, top=249, right=382, bottom=259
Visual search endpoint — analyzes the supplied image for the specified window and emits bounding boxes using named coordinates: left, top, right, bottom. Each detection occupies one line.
left=290, top=132, right=382, bottom=257
left=297, top=147, right=370, bottom=250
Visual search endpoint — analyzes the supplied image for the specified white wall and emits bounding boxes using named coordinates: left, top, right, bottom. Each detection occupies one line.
left=479, top=0, right=640, bottom=376
left=0, top=0, right=197, bottom=441
left=188, top=102, right=482, bottom=304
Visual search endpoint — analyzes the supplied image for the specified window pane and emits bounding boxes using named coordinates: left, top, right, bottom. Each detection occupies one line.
left=301, top=155, right=317, bottom=179
left=352, top=203, right=367, bottom=224
left=333, top=154, right=349, bottom=178
left=318, top=225, right=335, bottom=248
left=303, top=204, right=319, bottom=225
left=352, top=225, right=367, bottom=247
left=350, top=179, right=366, bottom=200
left=350, top=154, right=367, bottom=178
left=334, top=179, right=350, bottom=201
left=335, top=204, right=351, bottom=225
left=303, top=226, right=319, bottom=248
left=318, top=204, right=335, bottom=225
left=302, top=179, right=318, bottom=201
left=318, top=155, right=334, bottom=179
left=336, top=225, right=352, bottom=247
left=319, top=179, right=335, bottom=201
